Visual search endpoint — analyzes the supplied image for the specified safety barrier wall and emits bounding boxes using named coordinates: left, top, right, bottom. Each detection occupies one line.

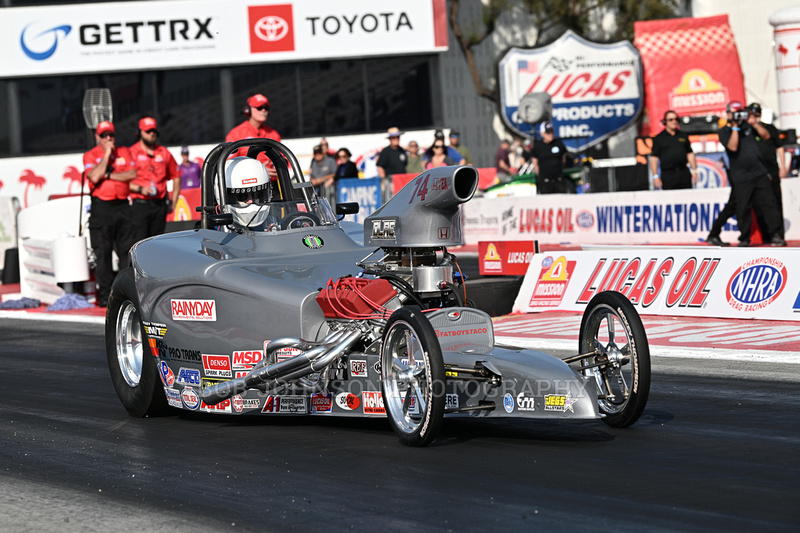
left=513, top=246, right=800, bottom=321
left=463, top=179, right=800, bottom=246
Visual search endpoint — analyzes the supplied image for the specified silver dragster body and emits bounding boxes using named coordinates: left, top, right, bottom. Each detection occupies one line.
left=107, top=139, right=650, bottom=446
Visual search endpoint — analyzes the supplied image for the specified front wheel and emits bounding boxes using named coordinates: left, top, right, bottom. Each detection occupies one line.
left=105, top=268, right=168, bottom=417
left=578, top=291, right=650, bottom=428
left=380, top=307, right=445, bottom=446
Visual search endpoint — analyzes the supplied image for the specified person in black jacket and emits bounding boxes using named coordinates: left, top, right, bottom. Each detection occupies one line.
left=335, top=148, right=359, bottom=179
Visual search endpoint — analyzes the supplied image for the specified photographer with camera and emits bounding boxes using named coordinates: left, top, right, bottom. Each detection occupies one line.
left=714, top=101, right=786, bottom=247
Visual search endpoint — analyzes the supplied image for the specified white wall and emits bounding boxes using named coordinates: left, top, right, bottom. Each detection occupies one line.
left=692, top=0, right=800, bottom=126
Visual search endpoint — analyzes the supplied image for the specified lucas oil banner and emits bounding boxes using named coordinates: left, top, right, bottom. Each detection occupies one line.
left=513, top=247, right=800, bottom=322
left=634, top=15, right=746, bottom=137
left=498, top=30, right=643, bottom=152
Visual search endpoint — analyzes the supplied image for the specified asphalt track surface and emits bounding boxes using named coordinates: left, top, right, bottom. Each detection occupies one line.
left=1, top=318, right=798, bottom=532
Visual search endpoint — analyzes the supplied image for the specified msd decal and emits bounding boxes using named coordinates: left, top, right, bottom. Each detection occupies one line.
left=726, top=257, right=788, bottom=312
left=577, top=256, right=720, bottom=308
left=529, top=256, right=577, bottom=307
left=248, top=4, right=295, bottom=53
left=171, top=299, right=216, bottom=321
left=202, top=354, right=232, bottom=378
left=498, top=30, right=643, bottom=151
left=232, top=350, right=263, bottom=370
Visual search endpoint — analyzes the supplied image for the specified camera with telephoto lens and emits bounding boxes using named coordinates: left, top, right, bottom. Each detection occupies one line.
left=731, top=110, right=749, bottom=123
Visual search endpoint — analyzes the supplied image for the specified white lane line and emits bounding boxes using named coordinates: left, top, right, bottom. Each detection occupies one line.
left=494, top=336, right=800, bottom=364
left=0, top=311, right=104, bottom=325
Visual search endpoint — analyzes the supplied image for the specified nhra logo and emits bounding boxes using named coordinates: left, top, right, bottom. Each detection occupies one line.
left=696, top=156, right=728, bottom=189
left=726, top=257, right=787, bottom=312
left=20, top=23, right=72, bottom=61
left=248, top=4, right=295, bottom=53
left=575, top=210, right=595, bottom=230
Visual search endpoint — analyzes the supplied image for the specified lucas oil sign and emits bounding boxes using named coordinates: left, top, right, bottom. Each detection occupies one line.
left=498, top=30, right=643, bottom=151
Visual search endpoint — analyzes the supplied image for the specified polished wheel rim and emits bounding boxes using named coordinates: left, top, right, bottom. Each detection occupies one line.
left=582, top=304, right=633, bottom=414
left=382, top=320, right=430, bottom=435
left=116, top=300, right=143, bottom=387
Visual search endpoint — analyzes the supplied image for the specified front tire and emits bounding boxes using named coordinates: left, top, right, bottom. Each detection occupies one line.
left=380, top=307, right=445, bottom=446
left=578, top=291, right=650, bottom=428
left=105, top=268, right=168, bottom=417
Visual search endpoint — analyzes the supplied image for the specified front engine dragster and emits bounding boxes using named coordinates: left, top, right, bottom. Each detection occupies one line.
left=106, top=138, right=650, bottom=446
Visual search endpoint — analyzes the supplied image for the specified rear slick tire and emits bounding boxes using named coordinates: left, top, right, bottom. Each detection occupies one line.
left=578, top=291, right=650, bottom=428
left=105, top=268, right=168, bottom=417
left=380, top=307, right=445, bottom=446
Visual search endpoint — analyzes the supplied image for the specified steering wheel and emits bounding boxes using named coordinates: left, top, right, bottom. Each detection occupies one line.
left=279, top=211, right=320, bottom=230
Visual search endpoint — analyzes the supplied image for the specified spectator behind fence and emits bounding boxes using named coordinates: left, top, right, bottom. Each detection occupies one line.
left=650, top=110, right=697, bottom=190
left=179, top=146, right=201, bottom=189
left=128, top=117, right=181, bottom=241
left=405, top=140, right=424, bottom=175
left=82, top=121, right=137, bottom=307
left=424, top=138, right=456, bottom=170
left=309, top=144, right=337, bottom=196
left=335, top=148, right=359, bottom=179
left=448, top=130, right=472, bottom=165
left=376, top=127, right=408, bottom=178
left=495, top=138, right=515, bottom=182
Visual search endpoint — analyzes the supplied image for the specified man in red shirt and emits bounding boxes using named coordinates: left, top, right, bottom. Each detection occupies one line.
left=83, top=121, right=137, bottom=307
left=129, top=117, right=181, bottom=241
left=226, top=93, right=282, bottom=145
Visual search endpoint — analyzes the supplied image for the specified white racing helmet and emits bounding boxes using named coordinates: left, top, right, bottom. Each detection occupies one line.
left=223, top=157, right=273, bottom=228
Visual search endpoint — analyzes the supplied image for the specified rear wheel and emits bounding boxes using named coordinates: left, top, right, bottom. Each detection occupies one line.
left=105, top=268, right=168, bottom=417
left=578, top=291, right=650, bottom=427
left=380, top=307, right=445, bottom=446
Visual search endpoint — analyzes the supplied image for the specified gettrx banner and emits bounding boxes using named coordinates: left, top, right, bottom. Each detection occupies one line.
left=0, top=0, right=447, bottom=78
left=513, top=247, right=800, bottom=322
left=634, top=15, right=745, bottom=137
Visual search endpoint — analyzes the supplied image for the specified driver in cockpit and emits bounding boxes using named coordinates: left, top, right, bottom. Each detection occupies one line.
left=222, top=156, right=279, bottom=230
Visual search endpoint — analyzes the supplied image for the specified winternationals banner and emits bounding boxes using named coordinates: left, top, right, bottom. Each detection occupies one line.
left=0, top=0, right=447, bottom=78
left=513, top=247, right=800, bottom=322
left=634, top=15, right=746, bottom=137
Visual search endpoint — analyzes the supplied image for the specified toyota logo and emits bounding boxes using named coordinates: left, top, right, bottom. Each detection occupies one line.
left=254, top=16, right=289, bottom=42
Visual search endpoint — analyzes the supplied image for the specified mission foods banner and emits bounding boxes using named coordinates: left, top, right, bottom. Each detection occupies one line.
left=498, top=30, right=643, bottom=152
left=0, top=0, right=447, bottom=78
left=513, top=247, right=800, bottom=322
left=462, top=179, right=800, bottom=246
left=634, top=15, right=745, bottom=137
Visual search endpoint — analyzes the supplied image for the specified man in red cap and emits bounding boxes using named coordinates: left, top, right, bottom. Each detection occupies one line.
left=129, top=116, right=181, bottom=241
left=226, top=93, right=281, bottom=145
left=82, top=121, right=137, bottom=307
